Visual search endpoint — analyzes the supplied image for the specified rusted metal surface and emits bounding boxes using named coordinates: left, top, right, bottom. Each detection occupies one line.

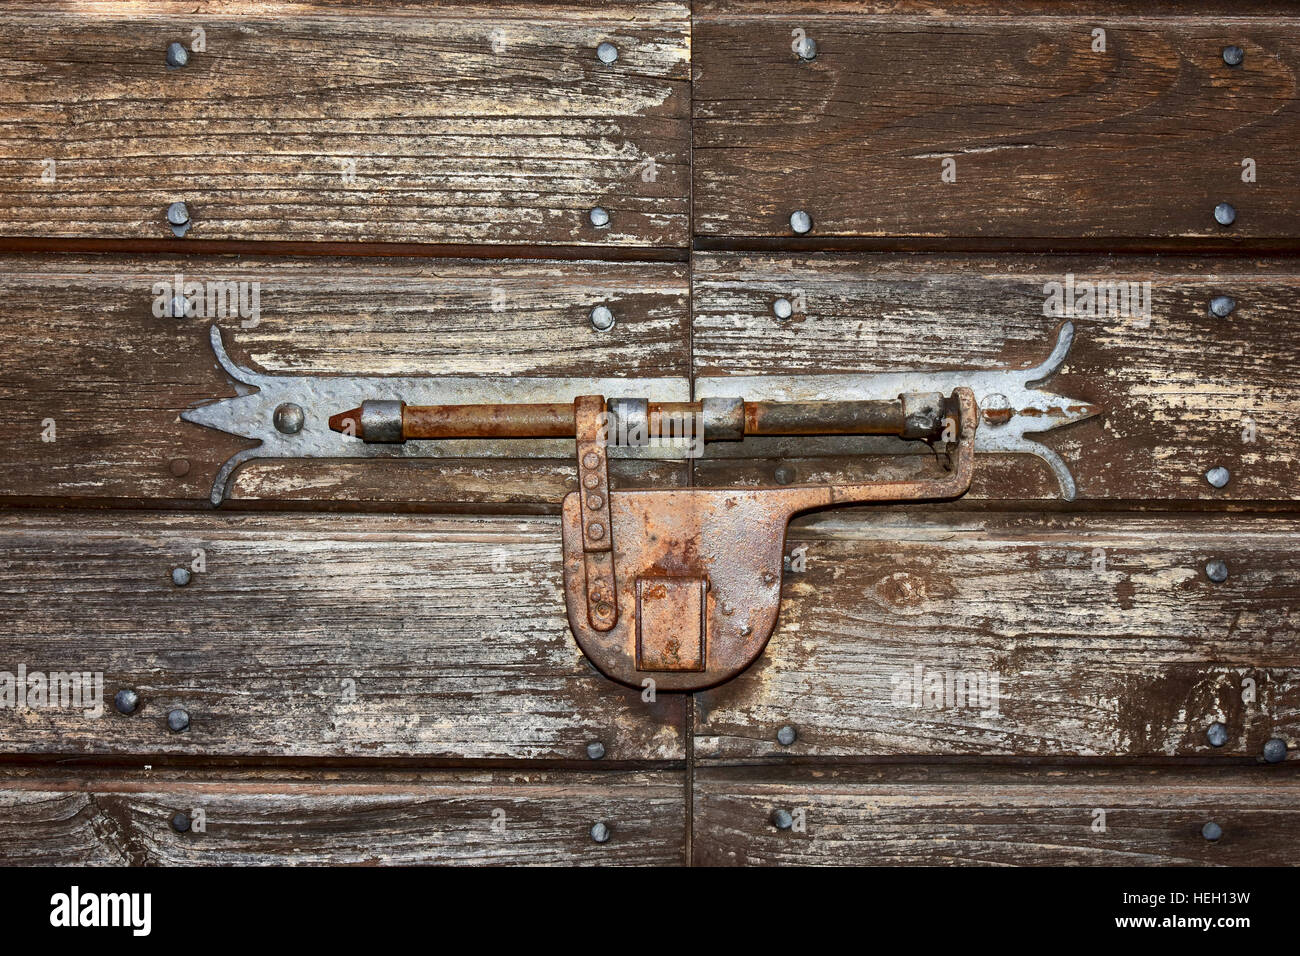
left=562, top=388, right=978, bottom=690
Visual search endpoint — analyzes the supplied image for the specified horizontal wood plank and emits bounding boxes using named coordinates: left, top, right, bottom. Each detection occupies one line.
left=695, top=511, right=1299, bottom=759
left=0, top=255, right=689, bottom=506
left=695, top=765, right=1300, bottom=865
left=0, top=511, right=685, bottom=760
left=692, top=253, right=1300, bottom=504
left=1, top=2, right=689, bottom=247
left=694, top=11, right=1300, bottom=241
left=0, top=767, right=684, bottom=865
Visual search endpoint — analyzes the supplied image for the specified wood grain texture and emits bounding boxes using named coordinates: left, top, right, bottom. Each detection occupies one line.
left=692, top=253, right=1300, bottom=503
left=0, top=768, right=684, bottom=865
left=1, top=2, right=689, bottom=247
left=695, top=511, right=1299, bottom=760
left=0, top=511, right=684, bottom=760
left=0, top=255, right=688, bottom=506
left=695, top=765, right=1300, bottom=865
left=694, top=10, right=1300, bottom=240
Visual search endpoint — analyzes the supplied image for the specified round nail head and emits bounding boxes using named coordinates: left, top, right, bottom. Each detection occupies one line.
left=774, top=465, right=795, bottom=486
left=166, top=42, right=190, bottom=69
left=796, top=36, right=817, bottom=61
left=1209, top=295, right=1236, bottom=319
left=1214, top=202, right=1237, bottom=227
left=790, top=210, right=812, bottom=234
left=586, top=740, right=606, bottom=760
left=776, top=724, right=797, bottom=746
left=597, top=42, right=618, bottom=64
left=273, top=402, right=305, bottom=435
left=169, top=458, right=190, bottom=477
left=114, top=689, right=140, bottom=715
left=1222, top=45, right=1244, bottom=67
left=1263, top=737, right=1288, bottom=763
left=166, top=201, right=190, bottom=226
left=773, top=297, right=793, bottom=320
left=167, top=708, right=190, bottom=732
left=590, top=305, right=615, bottom=331
left=589, top=206, right=610, bottom=228
left=171, top=567, right=191, bottom=587
left=1201, top=821, right=1223, bottom=842
left=1205, top=466, right=1231, bottom=489
left=771, top=808, right=794, bottom=830
left=1206, top=722, right=1228, bottom=747
left=1205, top=559, right=1229, bottom=583
left=590, top=822, right=611, bottom=843
left=171, top=811, right=191, bottom=833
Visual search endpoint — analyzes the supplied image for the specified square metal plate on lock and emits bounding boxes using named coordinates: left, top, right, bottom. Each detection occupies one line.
left=635, top=576, right=708, bottom=672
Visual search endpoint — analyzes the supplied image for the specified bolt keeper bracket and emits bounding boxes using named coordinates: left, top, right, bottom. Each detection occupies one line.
left=562, top=388, right=978, bottom=691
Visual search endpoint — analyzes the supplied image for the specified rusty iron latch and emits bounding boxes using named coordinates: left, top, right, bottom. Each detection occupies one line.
left=183, top=323, right=1098, bottom=691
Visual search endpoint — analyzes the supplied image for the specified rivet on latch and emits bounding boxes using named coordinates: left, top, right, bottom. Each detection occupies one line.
left=166, top=42, right=190, bottom=69
left=776, top=725, right=797, bottom=746
left=114, top=689, right=140, bottom=715
left=1222, top=45, right=1244, bottom=68
left=770, top=808, right=794, bottom=830
left=981, top=393, right=1012, bottom=427
left=1201, top=821, right=1223, bottom=842
left=167, top=201, right=192, bottom=237
left=1209, top=295, right=1236, bottom=319
left=589, top=305, right=615, bottom=332
left=789, top=210, right=812, bottom=234
left=774, top=465, right=795, bottom=485
left=171, top=567, right=191, bottom=587
left=1263, top=737, right=1288, bottom=763
left=1206, top=722, right=1228, bottom=747
left=589, top=822, right=611, bottom=843
left=589, top=206, right=610, bottom=228
left=167, top=707, right=190, bottom=732
left=1205, top=559, right=1228, bottom=583
left=586, top=740, right=606, bottom=760
left=273, top=402, right=305, bottom=435
left=171, top=811, right=191, bottom=833
left=794, top=35, right=816, bottom=61
left=596, top=42, right=618, bottom=64
left=1213, top=202, right=1236, bottom=227
left=1205, top=466, right=1231, bottom=488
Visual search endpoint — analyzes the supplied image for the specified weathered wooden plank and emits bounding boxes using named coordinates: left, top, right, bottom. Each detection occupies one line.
left=0, top=511, right=685, bottom=760
left=0, top=2, right=689, bottom=247
left=695, top=765, right=1300, bottom=866
left=695, top=511, right=1299, bottom=759
left=0, top=255, right=689, bottom=506
left=0, top=768, right=684, bottom=865
left=692, top=253, right=1300, bottom=503
left=694, top=10, right=1300, bottom=240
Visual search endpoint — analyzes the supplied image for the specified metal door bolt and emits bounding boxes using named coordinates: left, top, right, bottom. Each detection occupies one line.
left=771, top=808, right=793, bottom=830
left=789, top=210, right=812, bottom=234
left=273, top=403, right=305, bottom=435
left=171, top=567, right=192, bottom=587
left=772, top=298, right=793, bottom=320
left=166, top=42, right=189, bottom=69
left=795, top=36, right=817, bottom=61
left=589, top=822, right=611, bottom=843
left=1205, top=560, right=1229, bottom=583
left=1213, top=203, right=1237, bottom=227
left=114, top=689, right=140, bottom=715
left=596, top=42, right=618, bottom=64
left=1222, top=45, right=1244, bottom=67
left=589, top=206, right=610, bottom=228
left=1205, top=466, right=1230, bottom=488
left=586, top=740, right=606, bottom=760
left=1209, top=296, right=1236, bottom=318
left=589, top=305, right=615, bottom=331
left=776, top=724, right=797, bottom=746
left=171, top=812, right=191, bottom=833
left=1206, top=722, right=1228, bottom=747
left=167, top=708, right=190, bottom=732
left=1201, top=821, right=1223, bottom=841
left=1263, top=737, right=1288, bottom=763
left=167, top=201, right=192, bottom=237
left=773, top=465, right=795, bottom=486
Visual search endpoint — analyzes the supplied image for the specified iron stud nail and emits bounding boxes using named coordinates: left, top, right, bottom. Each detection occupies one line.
left=167, top=708, right=190, bottom=732
left=772, top=297, right=793, bottom=320
left=589, top=206, right=610, bottom=228
left=589, top=305, right=615, bottom=331
left=771, top=808, right=794, bottom=830
left=789, top=210, right=812, bottom=234
left=776, top=724, right=797, bottom=746
left=166, top=201, right=192, bottom=237
left=795, top=35, right=817, bottom=61
left=171, top=567, right=191, bottom=587
left=1206, top=722, right=1228, bottom=747
left=166, top=42, right=190, bottom=69
left=1201, top=821, right=1223, bottom=842
left=1205, top=559, right=1229, bottom=583
left=586, top=740, right=606, bottom=760
left=1263, top=737, right=1288, bottom=763
left=1222, top=45, right=1244, bottom=68
left=596, top=42, right=618, bottom=65
left=114, top=689, right=140, bottom=715
left=273, top=402, right=305, bottom=435
left=1213, top=202, right=1237, bottom=227
left=1205, top=466, right=1230, bottom=489
left=774, top=465, right=795, bottom=486
left=589, top=821, right=611, bottom=843
left=1209, top=295, right=1236, bottom=319
left=171, top=811, right=191, bottom=833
